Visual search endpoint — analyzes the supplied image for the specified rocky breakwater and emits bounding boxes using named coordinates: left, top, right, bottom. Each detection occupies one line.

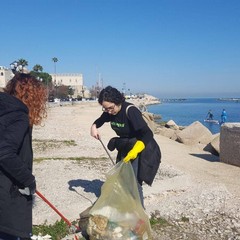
left=128, top=94, right=161, bottom=108
left=150, top=120, right=240, bottom=239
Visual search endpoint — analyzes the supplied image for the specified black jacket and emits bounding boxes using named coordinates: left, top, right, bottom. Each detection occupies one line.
left=0, top=92, right=35, bottom=238
left=95, top=101, right=161, bottom=186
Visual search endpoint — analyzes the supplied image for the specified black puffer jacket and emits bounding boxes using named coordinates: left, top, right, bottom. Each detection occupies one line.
left=0, top=92, right=35, bottom=238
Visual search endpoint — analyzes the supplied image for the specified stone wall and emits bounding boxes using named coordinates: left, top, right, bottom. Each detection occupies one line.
left=220, top=123, right=240, bottom=167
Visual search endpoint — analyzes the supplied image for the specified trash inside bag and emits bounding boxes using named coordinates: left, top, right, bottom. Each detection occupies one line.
left=87, top=161, right=152, bottom=240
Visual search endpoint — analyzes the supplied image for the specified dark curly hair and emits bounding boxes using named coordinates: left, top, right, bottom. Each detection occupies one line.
left=98, top=86, right=125, bottom=105
left=4, top=73, right=47, bottom=127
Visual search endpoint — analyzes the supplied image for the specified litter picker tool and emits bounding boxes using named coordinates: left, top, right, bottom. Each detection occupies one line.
left=98, top=138, right=115, bottom=165
left=36, top=190, right=80, bottom=235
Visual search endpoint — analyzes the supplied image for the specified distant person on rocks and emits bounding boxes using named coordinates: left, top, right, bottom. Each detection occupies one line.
left=90, top=86, right=161, bottom=207
left=207, top=110, right=214, bottom=120
left=221, top=109, right=227, bottom=123
left=0, top=73, right=47, bottom=239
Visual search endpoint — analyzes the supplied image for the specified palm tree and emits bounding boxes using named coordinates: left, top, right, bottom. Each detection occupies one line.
left=52, top=57, right=58, bottom=63
left=52, top=57, right=58, bottom=78
left=33, top=64, right=43, bottom=72
left=18, top=58, right=28, bottom=67
left=10, top=58, right=28, bottom=73
left=52, top=57, right=58, bottom=97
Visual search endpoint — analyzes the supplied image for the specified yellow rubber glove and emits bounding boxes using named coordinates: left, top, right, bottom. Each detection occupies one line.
left=123, top=140, right=145, bottom=163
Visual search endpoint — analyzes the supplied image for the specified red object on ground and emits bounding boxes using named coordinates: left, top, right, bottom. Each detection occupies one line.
left=35, top=190, right=80, bottom=234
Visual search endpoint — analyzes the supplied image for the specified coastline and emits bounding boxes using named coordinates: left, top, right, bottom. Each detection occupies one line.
left=32, top=100, right=240, bottom=239
left=127, top=93, right=161, bottom=107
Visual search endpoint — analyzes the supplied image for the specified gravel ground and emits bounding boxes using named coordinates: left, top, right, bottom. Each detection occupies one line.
left=32, top=103, right=240, bottom=239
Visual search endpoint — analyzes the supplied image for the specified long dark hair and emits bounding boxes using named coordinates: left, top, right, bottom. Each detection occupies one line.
left=98, top=86, right=125, bottom=105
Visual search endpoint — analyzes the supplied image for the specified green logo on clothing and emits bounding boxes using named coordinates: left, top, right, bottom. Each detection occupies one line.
left=111, top=122, right=125, bottom=128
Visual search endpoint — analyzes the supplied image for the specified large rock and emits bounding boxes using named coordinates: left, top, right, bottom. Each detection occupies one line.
left=142, top=111, right=156, bottom=133
left=176, top=121, right=213, bottom=145
left=165, top=120, right=179, bottom=130
left=220, top=123, right=240, bottom=167
left=210, top=133, right=220, bottom=154
left=158, top=127, right=180, bottom=141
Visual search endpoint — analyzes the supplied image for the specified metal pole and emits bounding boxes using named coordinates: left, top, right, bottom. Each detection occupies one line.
left=98, top=139, right=115, bottom=165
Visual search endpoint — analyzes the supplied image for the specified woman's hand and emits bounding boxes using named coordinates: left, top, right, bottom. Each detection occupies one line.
left=123, top=140, right=145, bottom=163
left=90, top=124, right=100, bottom=139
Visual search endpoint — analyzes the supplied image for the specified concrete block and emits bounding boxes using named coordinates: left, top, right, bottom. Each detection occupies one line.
left=220, top=123, right=240, bottom=167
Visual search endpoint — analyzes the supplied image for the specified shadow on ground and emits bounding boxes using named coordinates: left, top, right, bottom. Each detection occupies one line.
left=190, top=153, right=220, bottom=162
left=68, top=179, right=104, bottom=197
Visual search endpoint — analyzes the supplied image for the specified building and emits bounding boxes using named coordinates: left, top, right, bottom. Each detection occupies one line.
left=0, top=67, right=89, bottom=98
left=0, top=66, right=14, bottom=89
left=50, top=73, right=88, bottom=98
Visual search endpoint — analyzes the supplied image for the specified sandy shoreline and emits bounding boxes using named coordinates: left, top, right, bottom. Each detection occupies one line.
left=32, top=101, right=240, bottom=239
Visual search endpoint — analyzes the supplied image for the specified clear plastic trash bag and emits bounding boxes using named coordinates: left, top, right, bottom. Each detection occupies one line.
left=87, top=161, right=152, bottom=240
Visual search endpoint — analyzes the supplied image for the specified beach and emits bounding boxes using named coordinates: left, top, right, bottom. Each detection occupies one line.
left=32, top=101, right=240, bottom=239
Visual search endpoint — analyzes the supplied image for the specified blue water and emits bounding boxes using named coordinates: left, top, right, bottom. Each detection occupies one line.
left=148, top=98, right=240, bottom=134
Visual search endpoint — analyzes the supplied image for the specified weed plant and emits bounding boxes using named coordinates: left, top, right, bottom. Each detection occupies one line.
left=32, top=220, right=69, bottom=239
left=33, top=214, right=170, bottom=240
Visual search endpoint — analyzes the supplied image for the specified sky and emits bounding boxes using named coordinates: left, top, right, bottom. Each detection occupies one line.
left=0, top=0, right=240, bottom=98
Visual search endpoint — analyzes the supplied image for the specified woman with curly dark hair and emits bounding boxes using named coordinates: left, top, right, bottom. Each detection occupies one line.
left=91, top=86, right=161, bottom=207
left=0, top=73, right=47, bottom=239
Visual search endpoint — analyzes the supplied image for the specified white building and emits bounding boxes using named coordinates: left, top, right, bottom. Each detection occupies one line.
left=0, top=67, right=89, bottom=98
left=50, top=73, right=88, bottom=97
left=0, top=66, right=13, bottom=89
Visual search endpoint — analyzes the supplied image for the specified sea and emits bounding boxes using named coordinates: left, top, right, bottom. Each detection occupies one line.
left=147, top=98, right=240, bottom=134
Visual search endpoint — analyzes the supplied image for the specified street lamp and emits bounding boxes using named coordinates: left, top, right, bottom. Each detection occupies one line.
left=10, top=61, right=18, bottom=73
left=52, top=57, right=58, bottom=85
left=10, top=61, right=28, bottom=74
left=55, top=81, right=59, bottom=99
left=54, top=80, right=62, bottom=100
left=37, top=77, right=43, bottom=82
